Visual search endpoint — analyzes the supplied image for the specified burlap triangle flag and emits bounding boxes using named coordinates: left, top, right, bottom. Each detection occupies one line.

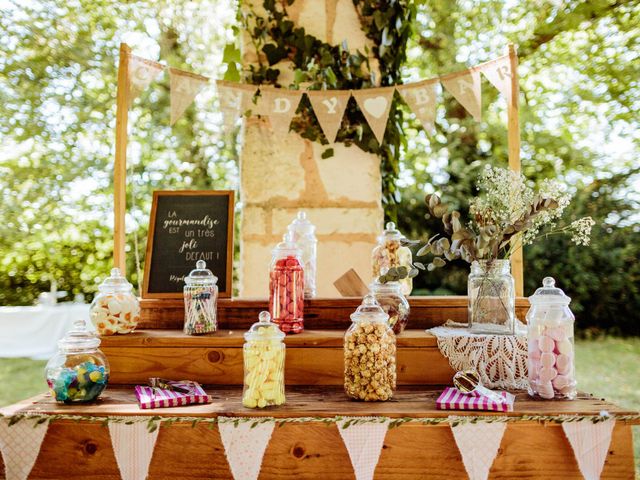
left=396, top=79, right=438, bottom=132
left=216, top=81, right=259, bottom=131
left=0, top=418, right=49, bottom=480
left=108, top=419, right=160, bottom=480
left=169, top=68, right=209, bottom=125
left=128, top=55, right=164, bottom=108
left=562, top=418, right=615, bottom=480
left=352, top=88, right=395, bottom=144
left=307, top=90, right=351, bottom=143
left=258, top=87, right=303, bottom=135
left=441, top=69, right=482, bottom=121
left=449, top=418, right=507, bottom=480
left=480, top=55, right=512, bottom=100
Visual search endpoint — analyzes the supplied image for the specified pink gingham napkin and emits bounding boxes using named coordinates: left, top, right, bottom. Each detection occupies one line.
left=436, top=387, right=515, bottom=412
left=134, top=381, right=211, bottom=409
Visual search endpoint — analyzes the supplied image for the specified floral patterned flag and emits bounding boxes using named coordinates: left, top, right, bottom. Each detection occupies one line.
left=0, top=418, right=49, bottom=480
left=562, top=418, right=615, bottom=480
left=396, top=79, right=438, bottom=132
left=337, top=417, right=390, bottom=480
left=479, top=55, right=512, bottom=100
left=128, top=55, right=164, bottom=108
left=441, top=69, right=482, bottom=121
left=449, top=417, right=507, bottom=480
left=307, top=90, right=351, bottom=143
left=218, top=417, right=275, bottom=480
left=258, top=86, right=304, bottom=135
left=169, top=68, right=209, bottom=126
left=108, top=418, right=160, bottom=480
left=352, top=88, right=395, bottom=144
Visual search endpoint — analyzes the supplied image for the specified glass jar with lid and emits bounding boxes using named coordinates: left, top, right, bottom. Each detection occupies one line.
left=90, top=267, right=140, bottom=335
left=371, top=222, right=413, bottom=296
left=287, top=211, right=317, bottom=299
left=369, top=281, right=410, bottom=335
left=344, top=294, right=396, bottom=401
left=242, top=311, right=286, bottom=408
left=45, top=319, right=109, bottom=403
left=183, top=260, right=218, bottom=335
left=269, top=232, right=304, bottom=334
left=527, top=277, right=577, bottom=400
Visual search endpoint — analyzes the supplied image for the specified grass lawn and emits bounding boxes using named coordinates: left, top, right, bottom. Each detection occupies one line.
left=0, top=337, right=637, bottom=473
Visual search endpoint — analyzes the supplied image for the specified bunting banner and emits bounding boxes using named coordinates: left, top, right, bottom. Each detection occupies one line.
left=0, top=418, right=49, bottom=480
left=397, top=79, right=438, bottom=132
left=216, top=81, right=259, bottom=130
left=218, top=417, right=275, bottom=480
left=480, top=55, right=512, bottom=101
left=128, top=55, right=164, bottom=108
left=337, top=417, right=390, bottom=480
left=108, top=419, right=160, bottom=480
left=169, top=68, right=209, bottom=126
left=449, top=417, right=507, bottom=480
left=352, top=88, right=395, bottom=144
left=307, top=90, right=351, bottom=143
left=259, top=87, right=304, bottom=135
left=441, top=69, right=482, bottom=121
left=562, top=418, right=615, bottom=480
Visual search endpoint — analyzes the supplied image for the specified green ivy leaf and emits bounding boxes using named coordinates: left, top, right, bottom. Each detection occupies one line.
left=321, top=148, right=334, bottom=159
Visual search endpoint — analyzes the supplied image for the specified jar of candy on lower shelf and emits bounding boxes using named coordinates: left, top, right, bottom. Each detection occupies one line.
left=45, top=320, right=109, bottom=403
left=183, top=260, right=218, bottom=335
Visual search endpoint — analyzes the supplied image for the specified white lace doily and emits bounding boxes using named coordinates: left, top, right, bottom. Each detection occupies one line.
left=429, top=321, right=529, bottom=390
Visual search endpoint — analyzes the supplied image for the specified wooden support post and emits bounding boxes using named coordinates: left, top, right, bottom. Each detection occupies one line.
left=507, top=43, right=524, bottom=297
left=113, top=43, right=131, bottom=273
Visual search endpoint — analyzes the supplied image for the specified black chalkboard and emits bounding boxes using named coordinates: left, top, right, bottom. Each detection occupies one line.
left=142, top=190, right=234, bottom=298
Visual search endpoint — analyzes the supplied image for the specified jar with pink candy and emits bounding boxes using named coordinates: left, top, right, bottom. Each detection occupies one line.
left=527, top=277, right=576, bottom=400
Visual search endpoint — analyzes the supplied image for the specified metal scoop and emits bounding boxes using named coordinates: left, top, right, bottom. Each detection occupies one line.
left=453, top=370, right=505, bottom=404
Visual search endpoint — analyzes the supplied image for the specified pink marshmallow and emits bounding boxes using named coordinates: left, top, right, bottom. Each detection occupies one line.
left=540, top=352, right=556, bottom=369
left=529, top=346, right=541, bottom=362
left=537, top=380, right=555, bottom=399
left=539, top=366, right=558, bottom=383
left=555, top=354, right=572, bottom=375
left=538, top=335, right=555, bottom=353
left=546, top=326, right=566, bottom=342
left=556, top=339, right=573, bottom=356
left=552, top=374, right=570, bottom=390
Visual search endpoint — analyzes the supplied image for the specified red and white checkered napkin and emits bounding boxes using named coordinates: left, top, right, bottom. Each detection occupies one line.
left=436, top=387, right=515, bottom=412
left=134, top=382, right=211, bottom=409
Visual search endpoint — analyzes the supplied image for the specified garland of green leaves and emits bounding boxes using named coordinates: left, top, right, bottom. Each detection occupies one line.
left=224, top=0, right=415, bottom=218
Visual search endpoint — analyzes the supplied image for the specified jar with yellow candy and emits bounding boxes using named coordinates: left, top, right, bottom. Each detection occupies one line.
left=242, top=311, right=286, bottom=408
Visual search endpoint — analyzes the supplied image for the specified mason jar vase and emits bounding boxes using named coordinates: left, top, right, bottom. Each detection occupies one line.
left=468, top=260, right=515, bottom=335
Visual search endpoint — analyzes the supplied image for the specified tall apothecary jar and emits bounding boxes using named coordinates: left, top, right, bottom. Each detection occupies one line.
left=371, top=222, right=413, bottom=296
left=468, top=259, right=515, bottom=335
left=288, top=211, right=317, bottom=299
left=183, top=260, right=218, bottom=335
left=269, top=232, right=305, bottom=334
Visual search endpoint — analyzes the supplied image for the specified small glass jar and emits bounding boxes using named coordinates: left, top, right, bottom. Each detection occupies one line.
left=527, top=277, right=577, bottom=400
left=242, top=311, right=286, bottom=408
left=369, top=281, right=410, bottom=335
left=468, top=260, right=515, bottom=335
left=269, top=232, right=304, bottom=334
left=90, top=267, right=140, bottom=335
left=287, top=211, right=317, bottom=299
left=371, top=222, right=413, bottom=296
left=344, top=294, right=396, bottom=401
left=45, top=320, right=110, bottom=403
left=183, top=260, right=218, bottom=335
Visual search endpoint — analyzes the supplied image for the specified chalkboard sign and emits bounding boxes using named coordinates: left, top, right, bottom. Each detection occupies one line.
left=142, top=190, right=234, bottom=299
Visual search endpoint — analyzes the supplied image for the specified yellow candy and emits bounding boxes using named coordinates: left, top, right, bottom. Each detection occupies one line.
left=89, top=371, right=103, bottom=382
left=243, top=397, right=257, bottom=408
left=257, top=398, right=267, bottom=408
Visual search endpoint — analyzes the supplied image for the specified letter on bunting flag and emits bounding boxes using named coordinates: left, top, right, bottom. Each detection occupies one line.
left=127, top=55, right=164, bottom=108
left=216, top=81, right=259, bottom=132
left=479, top=55, right=512, bottom=100
left=259, top=87, right=304, bottom=135
left=306, top=90, right=351, bottom=143
left=169, top=68, right=209, bottom=125
left=396, top=79, right=438, bottom=132
left=352, top=88, right=395, bottom=144
left=441, top=69, right=482, bottom=121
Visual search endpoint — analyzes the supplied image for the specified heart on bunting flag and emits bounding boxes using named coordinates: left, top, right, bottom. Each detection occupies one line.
left=353, top=89, right=395, bottom=144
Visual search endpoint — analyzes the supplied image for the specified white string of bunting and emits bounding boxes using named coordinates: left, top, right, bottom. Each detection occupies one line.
left=126, top=51, right=514, bottom=141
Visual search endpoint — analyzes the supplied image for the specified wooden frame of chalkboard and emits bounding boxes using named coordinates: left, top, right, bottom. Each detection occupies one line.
left=142, top=190, right=234, bottom=299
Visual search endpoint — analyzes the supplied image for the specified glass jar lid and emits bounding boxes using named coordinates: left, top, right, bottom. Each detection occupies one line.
left=350, top=294, right=389, bottom=323
left=369, top=280, right=402, bottom=294
left=185, top=260, right=218, bottom=286
left=529, top=277, right=571, bottom=306
left=58, top=319, right=100, bottom=351
left=244, top=311, right=285, bottom=341
left=379, top=221, right=403, bottom=242
left=98, top=268, right=133, bottom=293
left=288, top=211, right=316, bottom=237
left=272, top=231, right=302, bottom=257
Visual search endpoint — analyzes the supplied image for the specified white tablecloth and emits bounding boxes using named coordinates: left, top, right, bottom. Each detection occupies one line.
left=0, top=303, right=90, bottom=360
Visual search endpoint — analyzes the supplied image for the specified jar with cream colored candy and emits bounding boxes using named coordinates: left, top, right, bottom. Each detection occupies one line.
left=527, top=277, right=577, bottom=400
left=90, top=268, right=140, bottom=335
left=242, top=311, right=286, bottom=408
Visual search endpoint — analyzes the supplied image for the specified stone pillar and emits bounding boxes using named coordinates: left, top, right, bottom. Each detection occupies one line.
left=238, top=0, right=383, bottom=297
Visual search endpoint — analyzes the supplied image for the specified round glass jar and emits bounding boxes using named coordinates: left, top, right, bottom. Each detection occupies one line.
left=242, top=311, right=286, bottom=408
left=371, top=222, right=413, bottom=296
left=90, top=267, right=140, bottom=335
left=344, top=294, right=396, bottom=401
left=183, top=260, right=218, bottom=335
left=369, top=281, right=410, bottom=335
left=45, top=320, right=109, bottom=403
left=269, top=232, right=304, bottom=334
left=468, top=260, right=515, bottom=335
left=287, top=211, right=317, bottom=299
left=527, top=277, right=577, bottom=400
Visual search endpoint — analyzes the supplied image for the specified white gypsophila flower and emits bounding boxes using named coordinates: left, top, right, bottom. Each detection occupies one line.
left=569, top=217, right=595, bottom=246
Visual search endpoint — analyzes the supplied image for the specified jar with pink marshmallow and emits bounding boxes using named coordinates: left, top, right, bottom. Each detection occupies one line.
left=527, top=277, right=576, bottom=400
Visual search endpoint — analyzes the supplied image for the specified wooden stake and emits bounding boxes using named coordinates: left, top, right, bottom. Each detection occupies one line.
left=507, top=43, right=524, bottom=297
left=113, top=43, right=131, bottom=273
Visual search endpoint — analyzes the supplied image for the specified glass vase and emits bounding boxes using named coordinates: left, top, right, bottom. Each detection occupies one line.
left=468, top=260, right=515, bottom=335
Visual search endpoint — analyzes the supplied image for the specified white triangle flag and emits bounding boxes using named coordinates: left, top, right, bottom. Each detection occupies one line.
left=169, top=68, right=209, bottom=126
left=259, top=87, right=303, bottom=135
left=396, top=80, right=438, bottom=132
left=352, top=88, right=395, bottom=144
left=108, top=419, right=160, bottom=480
left=337, top=417, right=390, bottom=480
left=449, top=417, right=507, bottom=480
left=441, top=69, right=482, bottom=121
left=307, top=90, right=351, bottom=143
left=218, top=417, right=275, bottom=480
left=0, top=418, right=49, bottom=480
left=480, top=55, right=512, bottom=100
left=562, top=418, right=615, bottom=480
left=128, top=55, right=164, bottom=108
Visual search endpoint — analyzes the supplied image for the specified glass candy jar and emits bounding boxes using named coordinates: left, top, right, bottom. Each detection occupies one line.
left=242, top=311, right=286, bottom=408
left=468, top=260, right=515, bottom=335
left=45, top=320, right=109, bottom=403
left=527, top=277, right=577, bottom=400
left=183, top=260, right=218, bottom=335
left=370, top=281, right=410, bottom=335
left=287, top=211, right=317, bottom=299
left=344, top=294, right=396, bottom=401
left=90, top=267, right=140, bottom=335
left=269, top=232, right=304, bottom=334
left=371, top=222, right=413, bottom=296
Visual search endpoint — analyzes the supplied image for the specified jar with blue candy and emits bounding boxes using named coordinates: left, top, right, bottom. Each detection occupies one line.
left=45, top=320, right=109, bottom=403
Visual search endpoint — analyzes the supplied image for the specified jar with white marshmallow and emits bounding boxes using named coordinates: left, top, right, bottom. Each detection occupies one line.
left=527, top=277, right=576, bottom=400
left=90, top=268, right=140, bottom=336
